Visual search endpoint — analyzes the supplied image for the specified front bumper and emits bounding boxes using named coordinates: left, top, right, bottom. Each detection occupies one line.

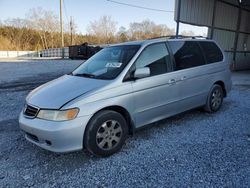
left=19, top=113, right=91, bottom=153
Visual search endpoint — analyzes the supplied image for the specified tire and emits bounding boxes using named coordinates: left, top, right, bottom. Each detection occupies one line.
left=84, top=110, right=128, bottom=157
left=204, top=84, right=224, bottom=113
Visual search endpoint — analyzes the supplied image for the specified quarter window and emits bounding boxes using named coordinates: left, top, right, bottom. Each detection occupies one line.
left=135, top=43, right=171, bottom=77
left=169, top=41, right=205, bottom=70
left=199, top=41, right=223, bottom=64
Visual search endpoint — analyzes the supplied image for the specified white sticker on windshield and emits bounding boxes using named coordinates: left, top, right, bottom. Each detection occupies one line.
left=105, top=62, right=122, bottom=68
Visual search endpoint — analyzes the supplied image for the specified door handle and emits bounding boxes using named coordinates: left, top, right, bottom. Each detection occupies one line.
left=180, top=76, right=187, bottom=81
left=168, top=79, right=176, bottom=84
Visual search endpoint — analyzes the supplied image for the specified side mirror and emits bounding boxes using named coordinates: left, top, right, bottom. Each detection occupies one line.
left=134, top=67, right=150, bottom=79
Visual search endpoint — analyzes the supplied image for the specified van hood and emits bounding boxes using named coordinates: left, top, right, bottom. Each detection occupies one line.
left=26, top=75, right=110, bottom=109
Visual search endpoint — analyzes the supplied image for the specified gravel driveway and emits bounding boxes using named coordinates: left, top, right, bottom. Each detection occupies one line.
left=0, top=60, right=249, bottom=187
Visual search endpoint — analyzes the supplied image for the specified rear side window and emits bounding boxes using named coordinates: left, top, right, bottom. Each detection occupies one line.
left=199, top=41, right=223, bottom=64
left=168, top=41, right=205, bottom=70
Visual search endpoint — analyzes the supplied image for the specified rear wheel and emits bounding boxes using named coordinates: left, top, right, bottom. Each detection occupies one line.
left=204, top=84, right=224, bottom=113
left=84, top=110, right=128, bottom=157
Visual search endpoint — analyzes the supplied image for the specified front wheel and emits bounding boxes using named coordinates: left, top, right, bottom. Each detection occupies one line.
left=84, top=110, right=128, bottom=157
left=204, top=84, right=224, bottom=113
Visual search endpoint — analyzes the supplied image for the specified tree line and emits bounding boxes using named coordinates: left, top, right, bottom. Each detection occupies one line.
left=0, top=8, right=194, bottom=51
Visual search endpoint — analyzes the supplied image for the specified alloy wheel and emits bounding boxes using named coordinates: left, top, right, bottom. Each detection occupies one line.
left=211, top=88, right=222, bottom=110
left=96, top=120, right=123, bottom=150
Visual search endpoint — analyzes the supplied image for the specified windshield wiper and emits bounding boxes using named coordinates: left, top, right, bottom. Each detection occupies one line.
left=74, top=73, right=96, bottom=78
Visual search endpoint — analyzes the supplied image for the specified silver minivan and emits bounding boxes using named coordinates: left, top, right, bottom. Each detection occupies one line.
left=19, top=37, right=232, bottom=156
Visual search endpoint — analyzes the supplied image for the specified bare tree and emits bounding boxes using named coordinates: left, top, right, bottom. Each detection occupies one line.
left=0, top=35, right=14, bottom=50
left=87, top=15, right=117, bottom=44
left=152, top=24, right=175, bottom=36
left=26, top=7, right=60, bottom=49
left=1, top=12, right=179, bottom=50
left=4, top=18, right=30, bottom=50
left=181, top=30, right=195, bottom=36
left=117, top=26, right=128, bottom=42
left=128, top=20, right=174, bottom=40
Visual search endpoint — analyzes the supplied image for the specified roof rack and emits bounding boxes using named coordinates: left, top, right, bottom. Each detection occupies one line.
left=149, top=35, right=210, bottom=40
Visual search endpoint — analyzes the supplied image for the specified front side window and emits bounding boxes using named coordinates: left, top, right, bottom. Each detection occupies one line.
left=72, top=45, right=140, bottom=80
left=199, top=41, right=223, bottom=64
left=134, top=43, right=171, bottom=77
left=169, top=41, right=205, bottom=70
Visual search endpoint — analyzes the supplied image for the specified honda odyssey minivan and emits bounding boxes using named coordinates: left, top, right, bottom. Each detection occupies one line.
left=19, top=37, right=232, bottom=157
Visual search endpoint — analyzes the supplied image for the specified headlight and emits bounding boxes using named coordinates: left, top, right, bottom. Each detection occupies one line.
left=37, top=108, right=79, bottom=121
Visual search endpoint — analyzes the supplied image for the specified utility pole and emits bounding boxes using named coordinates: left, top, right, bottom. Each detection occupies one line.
left=70, top=16, right=73, bottom=45
left=60, top=0, right=64, bottom=58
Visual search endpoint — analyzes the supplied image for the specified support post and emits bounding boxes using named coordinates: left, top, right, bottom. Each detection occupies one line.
left=176, top=0, right=182, bottom=37
left=233, top=3, right=242, bottom=62
left=210, top=0, right=217, bottom=39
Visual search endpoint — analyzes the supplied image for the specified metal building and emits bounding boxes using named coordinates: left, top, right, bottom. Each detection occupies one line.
left=175, top=0, right=250, bottom=70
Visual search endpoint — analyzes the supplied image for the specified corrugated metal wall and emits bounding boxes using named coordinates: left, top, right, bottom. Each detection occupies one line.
left=214, top=1, right=238, bottom=31
left=240, top=10, right=250, bottom=33
left=175, top=0, right=214, bottom=26
left=175, top=0, right=250, bottom=70
left=208, top=30, right=235, bottom=51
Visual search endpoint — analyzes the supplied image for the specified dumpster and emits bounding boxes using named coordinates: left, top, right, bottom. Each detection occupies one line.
left=69, top=43, right=102, bottom=60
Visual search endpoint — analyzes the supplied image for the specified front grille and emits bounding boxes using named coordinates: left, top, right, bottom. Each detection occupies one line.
left=24, top=104, right=39, bottom=118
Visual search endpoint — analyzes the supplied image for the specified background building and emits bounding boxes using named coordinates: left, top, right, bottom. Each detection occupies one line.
left=175, top=0, right=250, bottom=70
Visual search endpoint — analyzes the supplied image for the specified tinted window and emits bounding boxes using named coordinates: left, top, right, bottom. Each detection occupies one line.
left=73, top=45, right=140, bottom=80
left=135, top=43, right=171, bottom=77
left=169, top=41, right=205, bottom=70
left=199, top=41, right=223, bottom=64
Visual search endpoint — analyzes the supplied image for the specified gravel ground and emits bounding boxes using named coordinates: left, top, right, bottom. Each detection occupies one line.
left=0, top=59, right=83, bottom=84
left=0, top=60, right=249, bottom=187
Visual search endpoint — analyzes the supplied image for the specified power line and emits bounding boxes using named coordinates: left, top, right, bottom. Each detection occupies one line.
left=106, top=0, right=174, bottom=13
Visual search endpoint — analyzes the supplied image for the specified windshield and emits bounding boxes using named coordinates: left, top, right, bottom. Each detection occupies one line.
left=72, top=45, right=140, bottom=80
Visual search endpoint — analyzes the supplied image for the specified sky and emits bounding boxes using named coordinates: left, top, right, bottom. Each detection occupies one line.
left=0, top=0, right=207, bottom=35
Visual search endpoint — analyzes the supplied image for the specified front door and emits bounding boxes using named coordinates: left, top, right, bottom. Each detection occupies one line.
left=129, top=43, right=182, bottom=128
